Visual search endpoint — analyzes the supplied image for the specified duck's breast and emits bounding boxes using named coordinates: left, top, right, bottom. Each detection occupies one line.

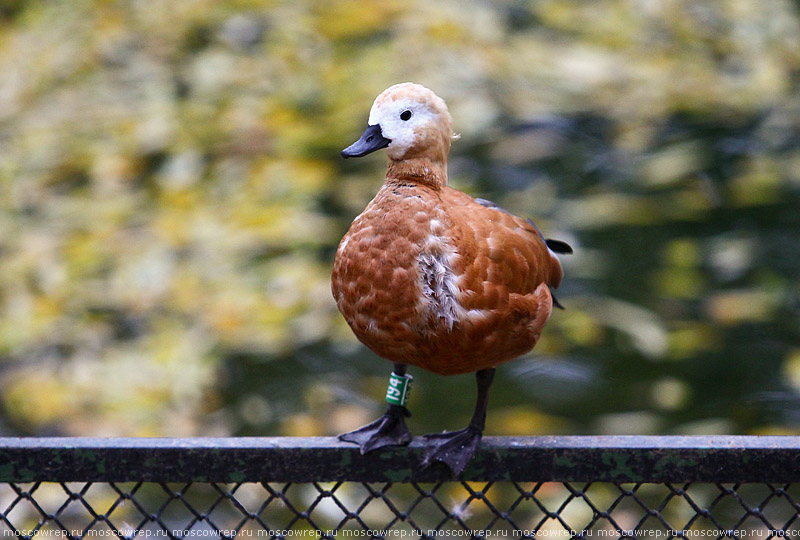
left=332, top=182, right=446, bottom=362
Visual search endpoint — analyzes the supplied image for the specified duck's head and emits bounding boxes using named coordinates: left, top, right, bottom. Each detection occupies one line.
left=342, top=83, right=454, bottom=166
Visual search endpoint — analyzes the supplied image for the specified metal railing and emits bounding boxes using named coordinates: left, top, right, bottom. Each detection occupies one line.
left=1, top=436, right=799, bottom=539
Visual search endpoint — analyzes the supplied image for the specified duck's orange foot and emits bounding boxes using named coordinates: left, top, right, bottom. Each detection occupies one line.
left=338, top=404, right=412, bottom=454
left=420, top=427, right=482, bottom=477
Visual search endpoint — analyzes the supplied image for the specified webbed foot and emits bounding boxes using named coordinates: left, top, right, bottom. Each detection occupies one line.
left=420, top=427, right=483, bottom=476
left=338, top=404, right=412, bottom=454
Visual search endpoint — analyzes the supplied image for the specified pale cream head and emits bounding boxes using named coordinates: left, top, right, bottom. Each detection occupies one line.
left=367, top=83, right=455, bottom=162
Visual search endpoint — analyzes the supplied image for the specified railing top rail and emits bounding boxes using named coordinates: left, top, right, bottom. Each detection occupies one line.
left=1, top=435, right=798, bottom=483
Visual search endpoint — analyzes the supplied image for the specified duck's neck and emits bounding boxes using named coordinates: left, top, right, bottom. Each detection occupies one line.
left=386, top=157, right=447, bottom=188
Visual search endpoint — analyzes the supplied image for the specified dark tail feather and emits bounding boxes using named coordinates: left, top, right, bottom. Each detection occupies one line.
left=546, top=239, right=573, bottom=254
left=551, top=290, right=565, bottom=310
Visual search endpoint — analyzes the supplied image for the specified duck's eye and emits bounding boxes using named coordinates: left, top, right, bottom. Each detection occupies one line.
left=400, top=110, right=412, bottom=121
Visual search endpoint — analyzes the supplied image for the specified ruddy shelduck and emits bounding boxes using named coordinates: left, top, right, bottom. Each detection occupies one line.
left=333, top=83, right=571, bottom=475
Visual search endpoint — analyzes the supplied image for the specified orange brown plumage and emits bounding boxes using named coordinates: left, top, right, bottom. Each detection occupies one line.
left=332, top=179, right=561, bottom=375
left=332, top=83, right=564, bottom=376
left=333, top=82, right=570, bottom=475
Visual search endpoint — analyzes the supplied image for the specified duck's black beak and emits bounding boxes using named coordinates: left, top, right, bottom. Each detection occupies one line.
left=341, top=124, right=391, bottom=158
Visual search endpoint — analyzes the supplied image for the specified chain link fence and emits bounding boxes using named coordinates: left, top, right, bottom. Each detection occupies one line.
left=1, top=437, right=798, bottom=539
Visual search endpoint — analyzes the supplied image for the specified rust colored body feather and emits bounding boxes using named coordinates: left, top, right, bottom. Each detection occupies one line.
left=334, top=82, right=570, bottom=474
left=332, top=177, right=562, bottom=375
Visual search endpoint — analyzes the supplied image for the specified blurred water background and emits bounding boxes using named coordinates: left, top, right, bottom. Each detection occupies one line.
left=0, top=0, right=799, bottom=440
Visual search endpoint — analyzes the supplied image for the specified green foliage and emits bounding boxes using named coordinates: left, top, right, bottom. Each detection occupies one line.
left=0, top=0, right=799, bottom=437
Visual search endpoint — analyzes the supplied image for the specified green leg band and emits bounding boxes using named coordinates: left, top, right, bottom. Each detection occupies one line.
left=385, top=372, right=413, bottom=407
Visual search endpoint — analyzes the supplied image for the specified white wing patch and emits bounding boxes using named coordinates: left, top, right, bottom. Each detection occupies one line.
left=418, top=251, right=462, bottom=331
left=415, top=219, right=491, bottom=333
left=416, top=219, right=466, bottom=331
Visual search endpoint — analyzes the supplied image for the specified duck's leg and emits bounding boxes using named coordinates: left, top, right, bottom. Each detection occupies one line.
left=338, top=363, right=413, bottom=454
left=420, top=368, right=495, bottom=476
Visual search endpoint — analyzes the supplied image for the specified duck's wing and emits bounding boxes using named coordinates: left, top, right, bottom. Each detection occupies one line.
left=446, top=192, right=563, bottom=288
left=474, top=197, right=511, bottom=215
left=467, top=195, right=571, bottom=308
left=476, top=197, right=572, bottom=251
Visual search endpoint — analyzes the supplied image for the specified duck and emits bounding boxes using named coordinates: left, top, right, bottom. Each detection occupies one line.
left=332, top=82, right=571, bottom=476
